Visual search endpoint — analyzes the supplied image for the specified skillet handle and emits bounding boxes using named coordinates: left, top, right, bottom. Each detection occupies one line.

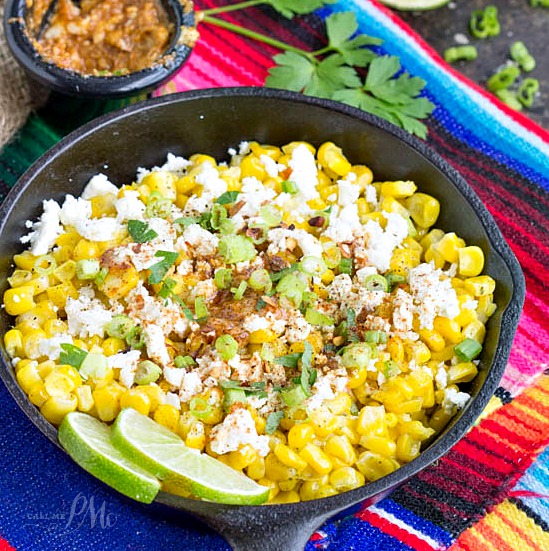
left=218, top=516, right=325, bottom=551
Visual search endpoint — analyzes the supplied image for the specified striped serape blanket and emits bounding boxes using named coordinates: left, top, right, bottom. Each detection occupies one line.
left=0, top=1, right=548, bottom=550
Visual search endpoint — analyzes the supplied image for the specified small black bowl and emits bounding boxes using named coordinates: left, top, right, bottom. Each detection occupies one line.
left=0, top=88, right=525, bottom=551
left=3, top=0, right=195, bottom=98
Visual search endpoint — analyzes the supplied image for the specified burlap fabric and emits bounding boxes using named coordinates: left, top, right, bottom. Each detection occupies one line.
left=0, top=0, right=48, bottom=148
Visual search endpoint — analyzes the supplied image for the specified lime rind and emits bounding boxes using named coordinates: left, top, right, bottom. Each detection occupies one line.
left=111, top=408, right=270, bottom=506
left=58, top=412, right=161, bottom=504
left=378, top=0, right=451, bottom=10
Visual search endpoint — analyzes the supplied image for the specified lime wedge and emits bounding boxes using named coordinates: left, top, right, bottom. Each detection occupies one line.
left=58, top=412, right=161, bottom=504
left=378, top=0, right=451, bottom=10
left=111, top=408, right=270, bottom=505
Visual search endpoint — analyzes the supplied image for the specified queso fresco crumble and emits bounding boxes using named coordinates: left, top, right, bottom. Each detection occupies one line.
left=3, top=141, right=497, bottom=503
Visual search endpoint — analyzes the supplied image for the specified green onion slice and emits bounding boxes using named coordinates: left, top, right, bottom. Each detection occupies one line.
left=215, top=334, right=238, bottom=360
left=454, top=338, right=482, bottom=361
left=363, top=274, right=389, bottom=292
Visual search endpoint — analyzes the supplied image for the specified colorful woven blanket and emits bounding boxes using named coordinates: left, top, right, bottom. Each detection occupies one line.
left=1, top=1, right=548, bottom=550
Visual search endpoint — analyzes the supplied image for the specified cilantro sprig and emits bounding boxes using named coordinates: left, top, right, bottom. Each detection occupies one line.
left=200, top=6, right=434, bottom=137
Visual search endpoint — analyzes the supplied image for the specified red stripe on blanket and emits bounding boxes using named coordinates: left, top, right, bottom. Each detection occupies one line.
left=357, top=508, right=438, bottom=551
left=0, top=539, right=15, bottom=551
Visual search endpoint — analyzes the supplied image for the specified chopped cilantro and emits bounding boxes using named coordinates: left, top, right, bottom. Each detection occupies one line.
left=274, top=352, right=302, bottom=368
left=59, top=343, right=87, bottom=369
left=127, top=220, right=158, bottom=243
left=265, top=410, right=285, bottom=434
left=215, top=191, right=240, bottom=205
left=148, top=250, right=179, bottom=285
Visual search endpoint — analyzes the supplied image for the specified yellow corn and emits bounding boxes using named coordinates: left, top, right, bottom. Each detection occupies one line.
left=418, top=329, right=446, bottom=352
left=405, top=193, right=440, bottom=228
left=465, top=275, right=496, bottom=296
left=98, top=265, right=140, bottom=300
left=329, top=466, right=365, bottom=493
left=458, top=246, right=485, bottom=277
left=381, top=180, right=417, bottom=198
left=356, top=405, right=386, bottom=436
left=185, top=421, right=206, bottom=451
left=360, top=435, right=397, bottom=458
left=433, top=316, right=462, bottom=343
left=269, top=490, right=301, bottom=504
left=240, top=154, right=267, bottom=181
left=309, top=406, right=341, bottom=438
left=325, top=434, right=357, bottom=465
left=264, top=452, right=297, bottom=481
left=140, top=171, right=177, bottom=201
left=40, top=394, right=78, bottom=425
left=317, top=142, right=351, bottom=176
left=3, top=285, right=36, bottom=315
left=246, top=456, right=266, bottom=480
left=287, top=423, right=315, bottom=450
left=299, top=443, right=333, bottom=475
left=396, top=433, right=421, bottom=462
left=389, top=248, right=421, bottom=276
left=92, top=383, right=124, bottom=422
left=433, top=232, right=466, bottom=263
left=16, top=360, right=42, bottom=393
left=120, top=388, right=152, bottom=416
left=462, top=319, right=486, bottom=343
left=73, top=239, right=102, bottom=261
left=447, top=362, right=478, bottom=384
left=53, top=260, right=76, bottom=283
left=227, top=444, right=259, bottom=471
left=154, top=404, right=181, bottom=433
left=75, top=385, right=94, bottom=412
left=14, top=251, right=38, bottom=270
left=22, top=329, right=47, bottom=359
left=7, top=269, right=33, bottom=288
left=28, top=382, right=49, bottom=407
left=249, top=329, right=277, bottom=344
left=275, top=443, right=308, bottom=471
left=4, top=329, right=23, bottom=358
left=356, top=451, right=400, bottom=482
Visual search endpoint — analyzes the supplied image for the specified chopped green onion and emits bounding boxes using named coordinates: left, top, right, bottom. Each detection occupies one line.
left=174, top=355, right=196, bottom=368
left=487, top=65, right=520, bottom=92
left=75, top=259, right=100, bottom=280
left=444, top=45, right=478, bottom=63
left=260, top=342, right=275, bottom=363
left=276, top=273, right=308, bottom=308
left=269, top=262, right=298, bottom=282
left=246, top=223, right=269, bottom=245
left=305, top=308, right=334, bottom=326
left=454, top=338, right=482, bottom=361
left=384, top=360, right=400, bottom=379
left=249, top=269, right=272, bottom=292
left=495, top=89, right=523, bottom=111
left=231, top=280, right=248, bottom=300
left=79, top=353, right=108, bottom=381
left=190, top=396, right=215, bottom=420
left=127, top=220, right=158, bottom=243
left=34, top=254, right=57, bottom=275
left=322, top=241, right=341, bottom=269
left=215, top=191, right=240, bottom=205
left=218, top=234, right=257, bottom=264
left=338, top=257, right=353, bottom=275
left=94, top=267, right=108, bottom=286
left=341, top=344, right=371, bottom=370
left=222, top=387, right=247, bottom=411
left=301, top=291, right=318, bottom=309
left=135, top=360, right=162, bottom=385
left=299, top=256, right=327, bottom=277
left=215, top=334, right=238, bottom=360
left=260, top=205, right=282, bottom=227
left=106, top=314, right=135, bottom=340
left=145, top=196, right=172, bottom=219
left=386, top=272, right=406, bottom=291
left=363, top=274, right=389, bottom=292
left=265, top=411, right=285, bottom=434
left=364, top=330, right=387, bottom=344
left=280, top=385, right=308, bottom=407
left=210, top=203, right=228, bottom=230
left=194, top=296, right=209, bottom=320
left=126, top=326, right=145, bottom=349
left=469, top=5, right=500, bottom=38
left=517, top=78, right=540, bottom=108
left=281, top=180, right=298, bottom=194
left=214, top=268, right=233, bottom=289
left=510, top=41, right=536, bottom=72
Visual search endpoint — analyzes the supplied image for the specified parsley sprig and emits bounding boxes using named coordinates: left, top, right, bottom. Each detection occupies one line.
left=200, top=3, right=434, bottom=137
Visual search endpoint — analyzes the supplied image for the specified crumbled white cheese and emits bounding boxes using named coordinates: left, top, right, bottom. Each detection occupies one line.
left=244, top=314, right=271, bottom=333
left=355, top=266, right=378, bottom=285
left=20, top=199, right=62, bottom=256
left=59, top=195, right=92, bottom=227
left=209, top=407, right=270, bottom=456
left=179, top=371, right=203, bottom=402
left=435, top=366, right=448, bottom=390
left=163, top=392, right=181, bottom=409
left=81, top=174, right=119, bottom=199
left=442, top=387, right=470, bottom=413
left=115, top=191, right=145, bottom=221
left=324, top=203, right=363, bottom=243
left=337, top=178, right=360, bottom=207
left=365, top=185, right=377, bottom=206
left=65, top=287, right=113, bottom=338
left=304, top=376, right=335, bottom=412
left=409, top=263, right=460, bottom=329
left=160, top=153, right=191, bottom=174
left=392, top=288, right=417, bottom=340
left=288, top=144, right=319, bottom=199
left=177, top=223, right=219, bottom=256
left=267, top=227, right=322, bottom=258
left=108, top=350, right=142, bottom=388
left=143, top=323, right=171, bottom=367
left=363, top=212, right=408, bottom=272
left=164, top=366, right=185, bottom=389
left=284, top=310, right=311, bottom=342
left=260, top=154, right=282, bottom=178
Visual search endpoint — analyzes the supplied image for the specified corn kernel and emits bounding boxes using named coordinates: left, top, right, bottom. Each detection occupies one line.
left=360, top=435, right=397, bottom=458
left=40, top=394, right=78, bottom=425
left=299, top=443, right=333, bottom=475
left=3, top=285, right=36, bottom=315
left=310, top=406, right=340, bottom=438
left=329, top=466, right=365, bottom=493
left=356, top=405, right=386, bottom=436
left=92, top=383, right=124, bottom=422
left=405, top=193, right=440, bottom=228
left=264, top=452, right=297, bottom=481
left=154, top=404, right=180, bottom=433
left=458, top=246, right=484, bottom=277
left=464, top=275, right=496, bottom=297
left=287, top=423, right=315, bottom=450
left=227, top=444, right=259, bottom=471
left=28, top=382, right=49, bottom=407
left=356, top=451, right=400, bottom=482
left=120, top=388, right=152, bottom=416
left=246, top=456, right=266, bottom=480
left=325, top=434, right=357, bottom=465
left=447, top=362, right=478, bottom=384
left=462, top=319, right=486, bottom=343
left=185, top=421, right=206, bottom=451
left=433, top=316, right=462, bottom=343
left=418, top=329, right=446, bottom=352
left=75, top=385, right=94, bottom=412
left=275, top=443, right=308, bottom=471
left=396, top=433, right=421, bottom=462
left=317, top=142, right=351, bottom=176
left=433, top=232, right=465, bottom=263
left=269, top=490, right=300, bottom=504
left=140, top=171, right=177, bottom=201
left=16, top=360, right=42, bottom=393
left=4, top=329, right=23, bottom=358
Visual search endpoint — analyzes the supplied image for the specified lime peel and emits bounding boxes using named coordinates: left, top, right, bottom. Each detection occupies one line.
left=58, top=411, right=161, bottom=504
left=378, top=0, right=451, bottom=10
left=111, top=408, right=270, bottom=506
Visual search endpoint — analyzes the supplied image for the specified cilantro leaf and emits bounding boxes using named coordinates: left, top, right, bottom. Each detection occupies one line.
left=266, top=51, right=317, bottom=92
left=274, top=352, right=302, bottom=368
left=174, top=216, right=200, bottom=227
left=215, top=191, right=240, bottom=205
left=326, top=12, right=381, bottom=67
left=266, top=0, right=335, bottom=18
left=128, top=220, right=158, bottom=243
left=59, top=343, right=87, bottom=369
left=300, top=342, right=316, bottom=396
left=148, top=250, right=179, bottom=284
left=266, top=411, right=285, bottom=434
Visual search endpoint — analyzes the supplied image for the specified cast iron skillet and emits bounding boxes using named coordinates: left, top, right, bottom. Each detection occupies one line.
left=0, top=88, right=525, bottom=550
left=3, top=0, right=195, bottom=98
